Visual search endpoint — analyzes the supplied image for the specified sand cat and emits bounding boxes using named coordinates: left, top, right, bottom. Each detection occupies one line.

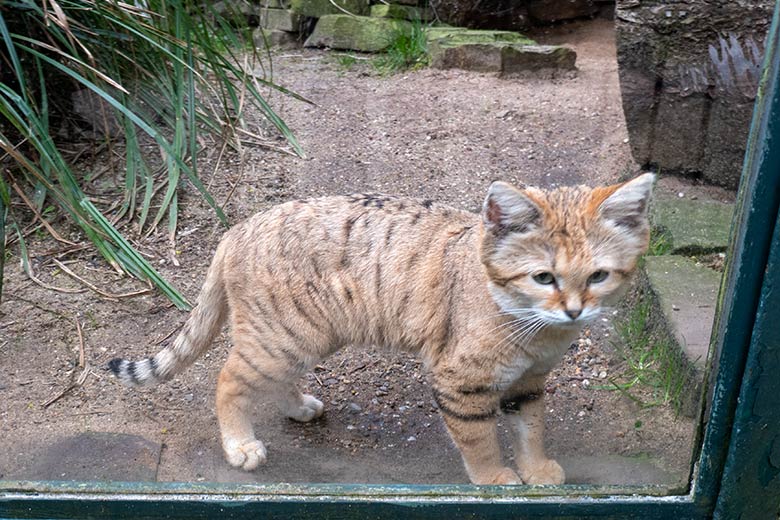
left=109, top=174, right=654, bottom=485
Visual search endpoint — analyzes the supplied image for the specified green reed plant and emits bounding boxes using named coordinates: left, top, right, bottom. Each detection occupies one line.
left=373, top=19, right=429, bottom=73
left=0, top=0, right=304, bottom=308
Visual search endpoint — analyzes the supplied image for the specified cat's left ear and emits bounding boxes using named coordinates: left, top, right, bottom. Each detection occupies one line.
left=598, top=173, right=655, bottom=228
left=482, top=181, right=542, bottom=235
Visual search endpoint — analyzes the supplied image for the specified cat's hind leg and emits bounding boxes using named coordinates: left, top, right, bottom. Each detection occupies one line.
left=216, top=332, right=324, bottom=470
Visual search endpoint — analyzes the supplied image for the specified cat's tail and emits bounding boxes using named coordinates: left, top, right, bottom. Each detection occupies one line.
left=108, top=238, right=231, bottom=388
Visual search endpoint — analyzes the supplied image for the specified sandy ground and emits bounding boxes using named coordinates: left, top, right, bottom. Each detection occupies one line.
left=0, top=19, right=700, bottom=487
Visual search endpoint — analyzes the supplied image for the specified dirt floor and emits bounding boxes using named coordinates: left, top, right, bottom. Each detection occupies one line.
left=0, top=19, right=703, bottom=487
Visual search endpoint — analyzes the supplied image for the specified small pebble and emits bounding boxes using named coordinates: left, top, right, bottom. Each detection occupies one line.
left=406, top=436, right=417, bottom=442
left=348, top=403, right=362, bottom=414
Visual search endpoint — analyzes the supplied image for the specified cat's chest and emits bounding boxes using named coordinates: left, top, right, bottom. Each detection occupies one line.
left=493, top=334, right=574, bottom=388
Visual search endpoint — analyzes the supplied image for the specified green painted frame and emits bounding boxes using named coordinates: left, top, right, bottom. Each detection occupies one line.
left=3, top=3, right=780, bottom=518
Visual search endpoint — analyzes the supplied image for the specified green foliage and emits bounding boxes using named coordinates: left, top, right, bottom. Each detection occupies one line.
left=648, top=227, right=673, bottom=256
left=373, top=19, right=429, bottom=73
left=0, top=1, right=304, bottom=308
left=604, top=297, right=689, bottom=413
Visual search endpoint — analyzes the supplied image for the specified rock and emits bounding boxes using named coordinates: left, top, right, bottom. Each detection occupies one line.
left=304, top=15, right=411, bottom=52
left=290, top=0, right=369, bottom=18
left=370, top=4, right=432, bottom=22
left=431, top=0, right=529, bottom=31
left=348, top=402, right=362, bottom=413
left=254, top=28, right=301, bottom=49
left=212, top=0, right=260, bottom=27
left=258, top=8, right=302, bottom=32
left=651, top=196, right=734, bottom=254
left=615, top=0, right=774, bottom=189
left=527, top=0, right=599, bottom=23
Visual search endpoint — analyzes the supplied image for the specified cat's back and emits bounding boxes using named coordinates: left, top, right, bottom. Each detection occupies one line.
left=226, top=193, right=475, bottom=267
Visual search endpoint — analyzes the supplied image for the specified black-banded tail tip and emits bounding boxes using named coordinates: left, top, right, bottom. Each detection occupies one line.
left=107, top=358, right=123, bottom=375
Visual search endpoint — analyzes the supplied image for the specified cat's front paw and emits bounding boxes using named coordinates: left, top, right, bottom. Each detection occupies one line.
left=474, top=467, right=523, bottom=485
left=520, top=459, right=565, bottom=485
left=224, top=439, right=267, bottom=471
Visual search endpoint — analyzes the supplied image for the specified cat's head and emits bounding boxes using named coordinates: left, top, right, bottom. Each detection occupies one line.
left=479, top=173, right=655, bottom=327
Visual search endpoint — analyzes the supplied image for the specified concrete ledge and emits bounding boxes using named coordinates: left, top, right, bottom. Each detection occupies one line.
left=651, top=197, right=734, bottom=254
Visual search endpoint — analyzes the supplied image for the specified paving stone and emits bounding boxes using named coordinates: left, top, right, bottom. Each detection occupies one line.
left=652, top=196, right=734, bottom=254
left=22, top=432, right=162, bottom=482
left=304, top=15, right=411, bottom=52
left=644, top=255, right=721, bottom=371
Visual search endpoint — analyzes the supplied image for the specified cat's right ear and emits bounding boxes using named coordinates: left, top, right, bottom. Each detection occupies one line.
left=482, top=182, right=541, bottom=235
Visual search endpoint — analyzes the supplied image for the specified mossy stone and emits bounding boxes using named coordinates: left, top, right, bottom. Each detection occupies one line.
left=290, top=0, right=368, bottom=17
left=304, top=15, right=411, bottom=52
left=370, top=4, right=432, bottom=21
left=425, top=27, right=535, bottom=46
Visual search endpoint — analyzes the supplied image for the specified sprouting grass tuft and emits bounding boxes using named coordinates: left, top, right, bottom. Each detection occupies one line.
left=601, top=296, right=690, bottom=413
left=648, top=227, right=673, bottom=256
left=373, top=19, right=429, bottom=74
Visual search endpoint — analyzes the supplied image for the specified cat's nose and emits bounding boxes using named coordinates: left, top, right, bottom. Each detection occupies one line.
left=565, top=309, right=582, bottom=320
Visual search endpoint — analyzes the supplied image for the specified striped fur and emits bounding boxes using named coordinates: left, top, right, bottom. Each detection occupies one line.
left=109, top=174, right=654, bottom=485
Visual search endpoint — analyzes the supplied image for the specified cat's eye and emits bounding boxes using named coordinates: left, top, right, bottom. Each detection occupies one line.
left=588, top=270, right=609, bottom=284
left=532, top=272, right=556, bottom=285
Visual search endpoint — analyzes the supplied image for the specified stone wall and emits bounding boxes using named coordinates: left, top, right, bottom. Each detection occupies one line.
left=431, top=0, right=614, bottom=31
left=615, top=1, right=774, bottom=189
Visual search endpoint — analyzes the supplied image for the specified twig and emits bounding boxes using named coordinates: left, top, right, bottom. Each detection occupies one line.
left=313, top=373, right=323, bottom=387
left=52, top=259, right=152, bottom=300
left=220, top=152, right=248, bottom=210
left=43, top=317, right=92, bottom=409
left=75, top=317, right=85, bottom=368
left=10, top=182, right=79, bottom=246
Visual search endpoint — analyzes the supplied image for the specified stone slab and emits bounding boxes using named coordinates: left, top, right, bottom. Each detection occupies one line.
left=19, top=432, right=162, bottom=482
left=425, top=27, right=534, bottom=46
left=429, top=40, right=576, bottom=76
left=370, top=4, right=432, bottom=21
left=644, top=255, right=721, bottom=370
left=254, top=28, right=301, bottom=48
left=258, top=8, right=302, bottom=32
left=651, top=197, right=734, bottom=254
left=290, top=0, right=369, bottom=18
left=500, top=44, right=577, bottom=77
left=304, top=15, right=411, bottom=52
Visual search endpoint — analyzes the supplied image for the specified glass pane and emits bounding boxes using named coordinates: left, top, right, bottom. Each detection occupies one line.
left=0, top=0, right=770, bottom=497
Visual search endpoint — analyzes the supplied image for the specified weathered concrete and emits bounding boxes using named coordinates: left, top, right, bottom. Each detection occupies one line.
left=304, top=15, right=411, bottom=52
left=651, top=197, right=734, bottom=254
left=615, top=0, right=774, bottom=189
left=258, top=8, right=302, bottom=32
left=644, top=255, right=721, bottom=372
left=290, top=0, right=369, bottom=18
left=370, top=4, right=432, bottom=21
